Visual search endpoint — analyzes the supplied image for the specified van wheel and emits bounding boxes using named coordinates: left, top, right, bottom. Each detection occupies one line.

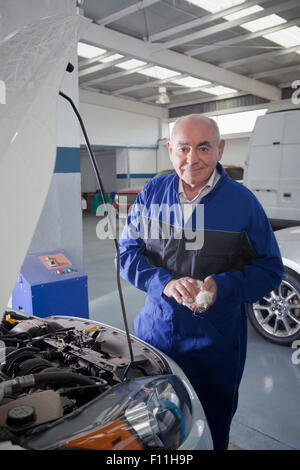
left=246, top=268, right=300, bottom=346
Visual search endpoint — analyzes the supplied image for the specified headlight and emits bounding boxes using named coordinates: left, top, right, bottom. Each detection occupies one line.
left=25, top=375, right=193, bottom=450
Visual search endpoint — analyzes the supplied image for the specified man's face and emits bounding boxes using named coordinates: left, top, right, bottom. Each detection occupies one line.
left=167, top=117, right=225, bottom=189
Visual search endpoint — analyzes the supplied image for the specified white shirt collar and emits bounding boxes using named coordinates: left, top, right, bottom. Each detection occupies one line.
left=178, top=167, right=218, bottom=202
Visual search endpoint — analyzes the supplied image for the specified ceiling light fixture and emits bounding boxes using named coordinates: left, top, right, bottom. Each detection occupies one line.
left=140, top=66, right=180, bottom=79
left=117, top=59, right=147, bottom=70
left=186, top=0, right=246, bottom=14
left=155, top=87, right=170, bottom=104
left=203, top=85, right=238, bottom=95
left=241, top=13, right=286, bottom=33
left=77, top=42, right=106, bottom=59
left=99, top=54, right=124, bottom=63
left=171, top=76, right=211, bottom=87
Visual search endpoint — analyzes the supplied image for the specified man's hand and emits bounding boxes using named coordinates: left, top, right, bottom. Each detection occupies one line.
left=163, top=276, right=217, bottom=313
left=189, top=276, right=218, bottom=314
left=163, top=277, right=200, bottom=305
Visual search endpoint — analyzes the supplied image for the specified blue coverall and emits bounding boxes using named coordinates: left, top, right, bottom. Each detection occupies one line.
left=118, top=163, right=284, bottom=449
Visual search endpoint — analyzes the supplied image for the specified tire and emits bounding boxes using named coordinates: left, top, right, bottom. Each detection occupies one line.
left=246, top=267, right=300, bottom=346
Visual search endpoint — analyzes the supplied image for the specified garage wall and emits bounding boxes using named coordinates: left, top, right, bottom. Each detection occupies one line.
left=80, top=148, right=117, bottom=193
left=79, top=101, right=160, bottom=147
left=157, top=139, right=172, bottom=172
left=79, top=90, right=168, bottom=190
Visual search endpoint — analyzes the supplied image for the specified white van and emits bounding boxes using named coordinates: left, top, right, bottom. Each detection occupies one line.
left=244, top=103, right=300, bottom=346
left=244, top=105, right=300, bottom=230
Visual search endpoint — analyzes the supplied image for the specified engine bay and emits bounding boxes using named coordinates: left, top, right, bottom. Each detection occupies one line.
left=0, top=311, right=171, bottom=446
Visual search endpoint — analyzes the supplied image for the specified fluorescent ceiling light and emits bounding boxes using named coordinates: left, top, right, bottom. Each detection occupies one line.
left=241, top=14, right=286, bottom=33
left=116, top=59, right=147, bottom=70
left=186, top=0, right=246, bottom=13
left=139, top=66, right=180, bottom=79
left=171, top=76, right=211, bottom=87
left=77, top=42, right=106, bottom=59
left=264, top=26, right=300, bottom=48
left=203, top=85, right=237, bottom=95
left=224, top=4, right=263, bottom=21
left=100, top=54, right=124, bottom=63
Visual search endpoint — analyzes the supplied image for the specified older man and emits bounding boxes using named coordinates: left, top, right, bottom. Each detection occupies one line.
left=118, top=114, right=283, bottom=449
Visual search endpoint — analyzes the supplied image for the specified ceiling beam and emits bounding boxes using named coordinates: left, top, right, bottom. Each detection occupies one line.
left=155, top=0, right=300, bottom=51
left=79, top=57, right=128, bottom=80
left=78, top=52, right=114, bottom=69
left=141, top=83, right=214, bottom=102
left=111, top=73, right=189, bottom=95
left=94, top=0, right=161, bottom=26
left=220, top=44, right=300, bottom=68
left=279, top=80, right=296, bottom=88
left=149, top=0, right=270, bottom=42
left=79, top=88, right=168, bottom=119
left=82, top=64, right=152, bottom=86
left=80, top=84, right=171, bottom=110
left=166, top=92, right=251, bottom=110
left=80, top=18, right=281, bottom=101
left=250, top=64, right=300, bottom=79
left=188, top=17, right=300, bottom=57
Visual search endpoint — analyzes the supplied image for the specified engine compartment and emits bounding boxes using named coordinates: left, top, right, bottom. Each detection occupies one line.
left=0, top=311, right=171, bottom=444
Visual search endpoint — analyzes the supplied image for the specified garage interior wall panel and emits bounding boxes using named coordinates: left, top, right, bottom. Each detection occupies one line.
left=116, top=149, right=129, bottom=190
left=80, top=149, right=117, bottom=193
left=157, top=139, right=172, bottom=173
left=79, top=101, right=160, bottom=147
left=29, top=173, right=82, bottom=261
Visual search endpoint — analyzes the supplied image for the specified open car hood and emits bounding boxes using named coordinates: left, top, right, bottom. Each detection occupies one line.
left=0, top=9, right=80, bottom=314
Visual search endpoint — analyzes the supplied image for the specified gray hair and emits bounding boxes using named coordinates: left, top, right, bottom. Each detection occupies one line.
left=171, top=114, right=221, bottom=144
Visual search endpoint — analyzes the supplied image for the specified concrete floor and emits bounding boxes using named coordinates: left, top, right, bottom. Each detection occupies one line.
left=83, top=212, right=300, bottom=451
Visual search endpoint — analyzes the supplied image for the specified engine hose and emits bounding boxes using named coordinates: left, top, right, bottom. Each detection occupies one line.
left=0, top=372, right=97, bottom=403
left=0, top=337, right=26, bottom=346
left=33, top=371, right=96, bottom=387
left=5, top=347, right=40, bottom=362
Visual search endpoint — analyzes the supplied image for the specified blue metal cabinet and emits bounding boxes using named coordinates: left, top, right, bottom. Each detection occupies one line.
left=12, top=250, right=89, bottom=319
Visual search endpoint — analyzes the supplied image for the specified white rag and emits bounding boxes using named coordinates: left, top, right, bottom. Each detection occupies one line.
left=182, top=280, right=214, bottom=310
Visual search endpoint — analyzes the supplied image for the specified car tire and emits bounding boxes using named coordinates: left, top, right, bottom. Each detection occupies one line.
left=246, top=267, right=300, bottom=346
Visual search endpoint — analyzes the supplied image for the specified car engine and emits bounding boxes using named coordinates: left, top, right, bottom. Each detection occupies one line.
left=0, top=311, right=171, bottom=446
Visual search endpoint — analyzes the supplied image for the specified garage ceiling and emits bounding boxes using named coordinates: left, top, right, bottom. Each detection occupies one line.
left=78, top=0, right=300, bottom=110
